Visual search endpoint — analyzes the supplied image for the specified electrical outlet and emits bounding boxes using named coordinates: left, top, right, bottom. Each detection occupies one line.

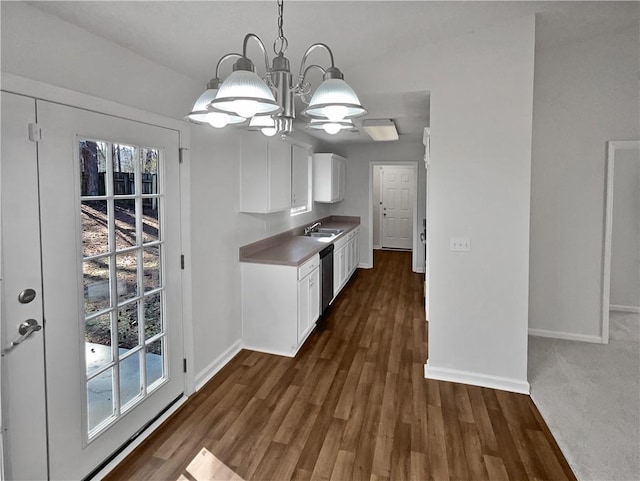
left=450, top=237, right=471, bottom=252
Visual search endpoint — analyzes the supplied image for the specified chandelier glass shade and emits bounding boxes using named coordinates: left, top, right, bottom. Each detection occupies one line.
left=186, top=87, right=246, bottom=128
left=302, top=79, right=367, bottom=121
left=308, top=119, right=355, bottom=135
left=186, top=0, right=366, bottom=137
left=209, top=69, right=281, bottom=119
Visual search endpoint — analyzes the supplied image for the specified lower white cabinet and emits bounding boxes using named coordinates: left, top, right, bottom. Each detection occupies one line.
left=333, top=227, right=359, bottom=300
left=242, top=255, right=319, bottom=357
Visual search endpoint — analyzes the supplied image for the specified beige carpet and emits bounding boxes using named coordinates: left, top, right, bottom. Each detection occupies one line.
left=528, top=311, right=640, bottom=481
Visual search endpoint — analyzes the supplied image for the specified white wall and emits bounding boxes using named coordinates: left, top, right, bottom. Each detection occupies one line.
left=0, top=2, right=200, bottom=120
left=343, top=16, right=536, bottom=392
left=610, top=149, right=640, bottom=309
left=529, top=25, right=640, bottom=338
left=330, top=144, right=426, bottom=269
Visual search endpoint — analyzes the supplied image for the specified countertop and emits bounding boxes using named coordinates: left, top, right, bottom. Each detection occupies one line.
left=239, top=216, right=360, bottom=267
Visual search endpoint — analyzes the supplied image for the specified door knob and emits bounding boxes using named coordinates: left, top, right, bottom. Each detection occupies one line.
left=11, top=319, right=42, bottom=346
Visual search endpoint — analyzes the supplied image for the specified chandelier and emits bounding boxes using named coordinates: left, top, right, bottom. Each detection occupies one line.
left=186, top=0, right=367, bottom=137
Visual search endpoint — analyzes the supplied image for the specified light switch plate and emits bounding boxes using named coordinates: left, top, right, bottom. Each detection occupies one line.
left=450, top=237, right=470, bottom=252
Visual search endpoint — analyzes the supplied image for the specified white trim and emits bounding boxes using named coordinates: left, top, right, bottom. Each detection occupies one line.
left=424, top=362, right=530, bottom=395
left=92, top=396, right=188, bottom=481
left=241, top=345, right=297, bottom=358
left=358, top=262, right=373, bottom=269
left=1, top=73, right=186, bottom=131
left=602, top=140, right=640, bottom=345
left=178, top=144, right=195, bottom=396
left=610, top=305, right=640, bottom=313
left=194, top=339, right=243, bottom=392
left=528, top=328, right=603, bottom=344
left=368, top=161, right=419, bottom=272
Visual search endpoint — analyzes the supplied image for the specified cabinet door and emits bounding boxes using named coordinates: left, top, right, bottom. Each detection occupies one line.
left=292, top=144, right=309, bottom=209
left=339, top=247, right=348, bottom=287
left=333, top=246, right=343, bottom=297
left=338, top=156, right=346, bottom=201
left=268, top=140, right=292, bottom=212
left=297, top=275, right=310, bottom=343
left=353, top=234, right=359, bottom=270
left=331, top=157, right=341, bottom=201
left=309, top=268, right=320, bottom=324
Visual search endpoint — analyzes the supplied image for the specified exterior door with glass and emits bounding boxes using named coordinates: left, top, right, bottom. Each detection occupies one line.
left=2, top=97, right=185, bottom=480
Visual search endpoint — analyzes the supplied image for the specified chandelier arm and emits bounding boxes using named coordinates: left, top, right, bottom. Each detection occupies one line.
left=215, top=53, right=244, bottom=78
left=297, top=43, right=335, bottom=83
left=295, top=64, right=326, bottom=92
left=242, top=33, right=272, bottom=74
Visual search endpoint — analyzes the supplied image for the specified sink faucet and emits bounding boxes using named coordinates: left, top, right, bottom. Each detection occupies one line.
left=304, top=222, right=321, bottom=235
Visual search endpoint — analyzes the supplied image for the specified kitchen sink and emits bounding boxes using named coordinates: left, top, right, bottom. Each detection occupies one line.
left=315, top=228, right=343, bottom=235
left=305, top=232, right=336, bottom=238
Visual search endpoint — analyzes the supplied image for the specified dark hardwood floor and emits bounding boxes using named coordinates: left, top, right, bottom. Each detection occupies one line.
left=105, top=250, right=575, bottom=481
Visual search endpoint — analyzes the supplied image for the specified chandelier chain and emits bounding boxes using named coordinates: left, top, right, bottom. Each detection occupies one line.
left=274, top=0, right=288, bottom=55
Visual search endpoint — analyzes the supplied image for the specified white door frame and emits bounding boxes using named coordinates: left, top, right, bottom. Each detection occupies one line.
left=0, top=72, right=195, bottom=477
left=368, top=161, right=419, bottom=272
left=601, top=140, right=640, bottom=344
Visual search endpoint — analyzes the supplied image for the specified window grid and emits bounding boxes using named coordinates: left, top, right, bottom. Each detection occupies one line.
left=80, top=138, right=166, bottom=440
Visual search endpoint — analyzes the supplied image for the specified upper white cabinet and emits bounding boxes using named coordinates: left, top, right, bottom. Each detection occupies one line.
left=313, top=153, right=345, bottom=203
left=291, top=144, right=309, bottom=209
left=240, top=132, right=292, bottom=213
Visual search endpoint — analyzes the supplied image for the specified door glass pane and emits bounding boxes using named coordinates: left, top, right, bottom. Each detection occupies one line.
left=82, top=200, right=109, bottom=257
left=142, top=203, right=160, bottom=244
left=144, top=293, right=162, bottom=340
left=116, top=252, right=138, bottom=302
left=143, top=247, right=161, bottom=292
left=146, top=338, right=163, bottom=387
left=141, top=147, right=159, bottom=194
left=85, top=313, right=112, bottom=377
left=117, top=302, right=139, bottom=354
left=112, top=144, right=137, bottom=195
left=80, top=140, right=107, bottom=197
left=84, top=258, right=111, bottom=315
left=87, top=368, right=114, bottom=432
left=119, top=353, right=142, bottom=409
left=114, top=199, right=138, bottom=251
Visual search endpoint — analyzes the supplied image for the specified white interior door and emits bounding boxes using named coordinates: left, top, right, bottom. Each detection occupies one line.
left=382, top=166, right=414, bottom=249
left=2, top=97, right=185, bottom=480
left=1, top=92, right=49, bottom=481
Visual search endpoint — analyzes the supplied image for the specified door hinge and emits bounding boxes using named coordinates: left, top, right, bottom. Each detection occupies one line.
left=28, top=123, right=41, bottom=142
left=180, top=255, right=185, bottom=270
left=179, top=147, right=188, bottom=164
left=183, top=358, right=187, bottom=373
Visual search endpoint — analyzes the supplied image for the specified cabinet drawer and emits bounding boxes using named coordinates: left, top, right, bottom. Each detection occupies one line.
left=298, top=254, right=319, bottom=280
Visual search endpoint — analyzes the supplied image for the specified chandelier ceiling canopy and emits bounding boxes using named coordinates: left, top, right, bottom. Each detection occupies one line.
left=186, top=0, right=367, bottom=138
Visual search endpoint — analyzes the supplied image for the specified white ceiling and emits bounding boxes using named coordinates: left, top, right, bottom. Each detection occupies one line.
left=27, top=1, right=638, bottom=145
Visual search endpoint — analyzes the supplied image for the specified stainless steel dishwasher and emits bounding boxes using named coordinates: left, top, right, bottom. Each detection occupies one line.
left=319, top=244, right=334, bottom=317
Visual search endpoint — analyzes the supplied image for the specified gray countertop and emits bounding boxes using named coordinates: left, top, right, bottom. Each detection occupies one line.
left=239, top=216, right=360, bottom=266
